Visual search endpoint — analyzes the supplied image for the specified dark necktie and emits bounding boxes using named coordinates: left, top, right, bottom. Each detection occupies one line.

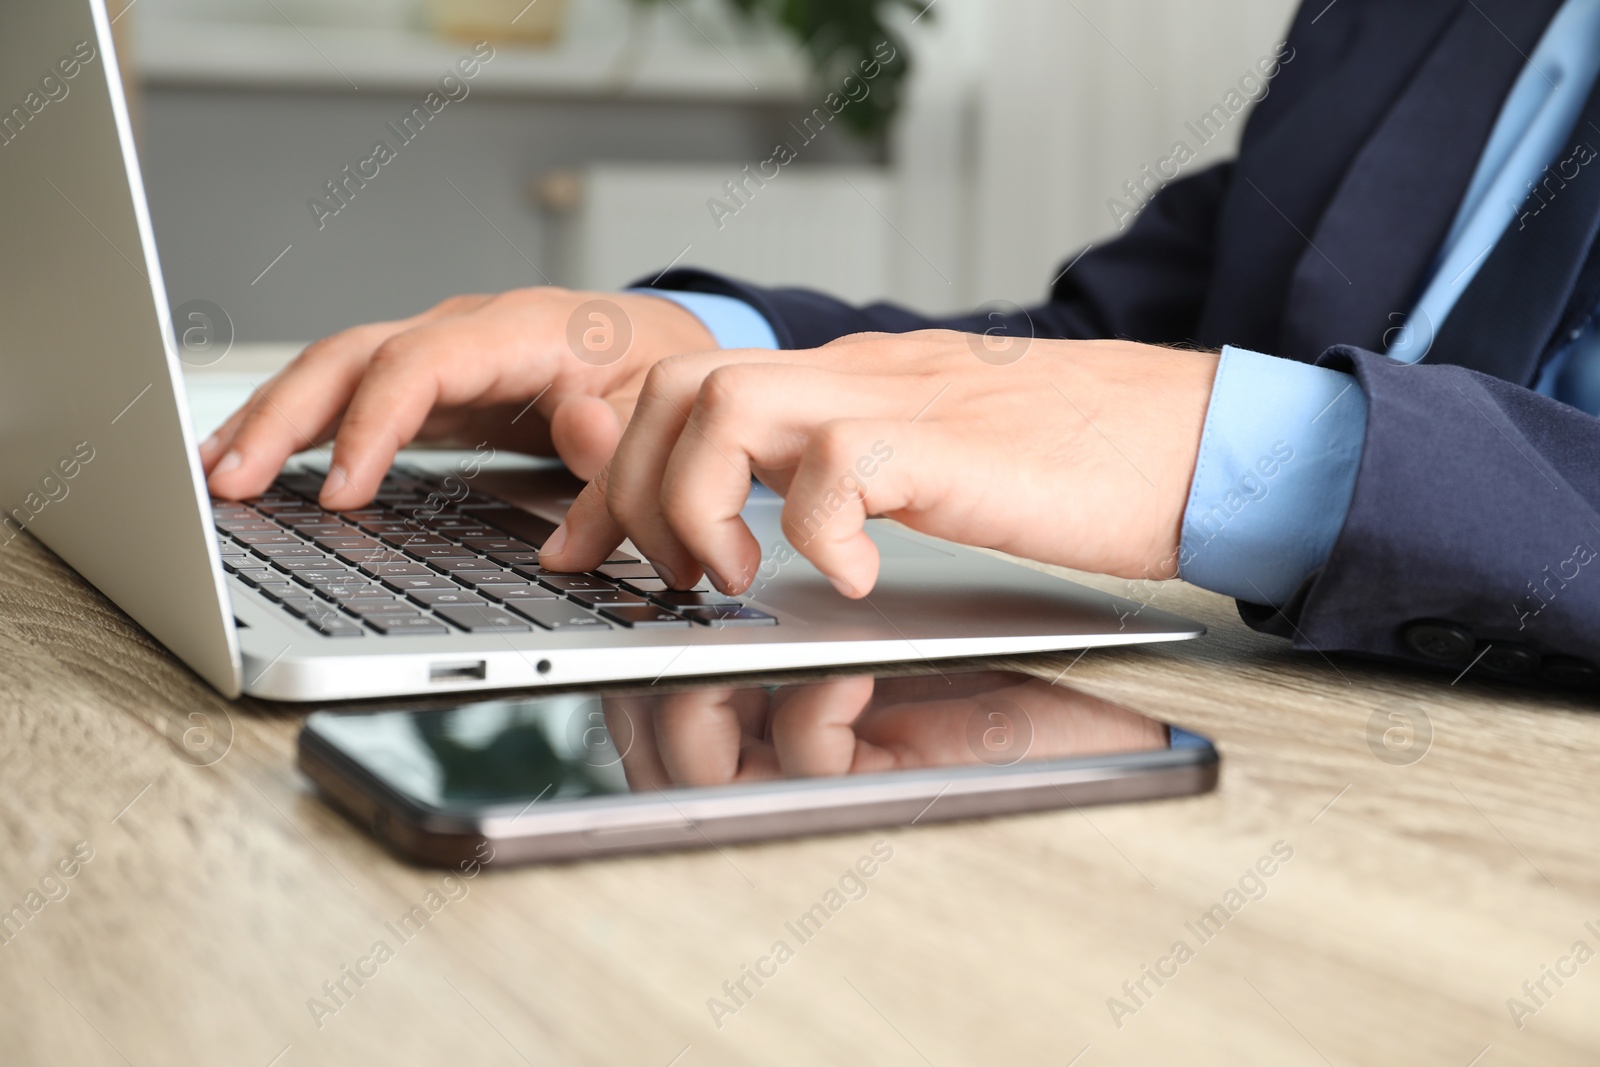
left=1276, top=0, right=1562, bottom=362
left=1426, top=74, right=1600, bottom=384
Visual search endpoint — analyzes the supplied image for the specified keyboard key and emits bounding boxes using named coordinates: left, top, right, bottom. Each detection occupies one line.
left=431, top=558, right=502, bottom=573
left=461, top=538, right=534, bottom=554
left=381, top=532, right=455, bottom=548
left=216, top=520, right=278, bottom=533
left=273, top=555, right=341, bottom=572
left=617, top=577, right=670, bottom=594
left=335, top=548, right=410, bottom=566
left=510, top=564, right=550, bottom=580
left=358, top=561, right=434, bottom=578
left=680, top=605, right=778, bottom=626
left=307, top=531, right=369, bottom=547
left=314, top=535, right=380, bottom=550
left=599, top=605, right=692, bottom=629
left=597, top=563, right=663, bottom=581
left=292, top=569, right=357, bottom=586
left=569, top=589, right=649, bottom=606
left=412, top=511, right=480, bottom=524
left=219, top=556, right=251, bottom=573
left=380, top=574, right=460, bottom=593
left=388, top=500, right=450, bottom=515
left=235, top=532, right=302, bottom=546
left=503, top=599, right=612, bottom=631
left=478, top=583, right=551, bottom=602
left=436, top=526, right=499, bottom=541
left=538, top=575, right=612, bottom=592
left=365, top=614, right=450, bottom=636
left=653, top=590, right=743, bottom=608
left=356, top=617, right=444, bottom=633
left=433, top=605, right=533, bottom=633
left=457, top=571, right=535, bottom=588
left=281, top=599, right=340, bottom=620
left=253, top=582, right=298, bottom=601
left=344, top=598, right=419, bottom=616
left=317, top=582, right=390, bottom=601
left=252, top=544, right=327, bottom=562
left=339, top=509, right=393, bottom=523
left=408, top=589, right=486, bottom=607
left=358, top=521, right=419, bottom=536
left=310, top=616, right=366, bottom=637
left=233, top=568, right=276, bottom=586
left=489, top=551, right=544, bottom=567
left=291, top=522, right=363, bottom=537
left=405, top=545, right=475, bottom=561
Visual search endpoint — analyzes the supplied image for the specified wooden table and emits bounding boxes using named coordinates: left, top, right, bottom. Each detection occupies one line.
left=3, top=530, right=1598, bottom=1066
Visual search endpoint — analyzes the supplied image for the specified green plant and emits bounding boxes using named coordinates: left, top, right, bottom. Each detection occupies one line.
left=639, top=0, right=923, bottom=136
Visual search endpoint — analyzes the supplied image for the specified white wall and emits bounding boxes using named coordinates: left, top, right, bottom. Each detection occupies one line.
left=892, top=0, right=1299, bottom=312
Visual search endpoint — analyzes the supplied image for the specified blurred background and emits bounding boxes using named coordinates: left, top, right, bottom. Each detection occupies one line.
left=125, top=0, right=1298, bottom=346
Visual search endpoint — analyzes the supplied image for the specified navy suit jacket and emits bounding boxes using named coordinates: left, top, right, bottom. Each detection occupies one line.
left=646, top=0, right=1600, bottom=691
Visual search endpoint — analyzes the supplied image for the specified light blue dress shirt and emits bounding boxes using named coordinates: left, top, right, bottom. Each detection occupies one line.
left=1184, top=0, right=1600, bottom=605
left=632, top=288, right=779, bottom=350
left=635, top=0, right=1600, bottom=606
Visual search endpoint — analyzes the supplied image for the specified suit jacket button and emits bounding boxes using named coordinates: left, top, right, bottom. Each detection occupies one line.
left=1479, top=645, right=1540, bottom=677
left=1540, top=656, right=1599, bottom=689
left=1403, top=621, right=1475, bottom=663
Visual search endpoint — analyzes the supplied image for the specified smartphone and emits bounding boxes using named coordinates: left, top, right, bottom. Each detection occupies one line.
left=297, top=669, right=1218, bottom=868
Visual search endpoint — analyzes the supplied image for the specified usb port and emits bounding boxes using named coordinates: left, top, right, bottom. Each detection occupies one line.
left=429, top=660, right=487, bottom=683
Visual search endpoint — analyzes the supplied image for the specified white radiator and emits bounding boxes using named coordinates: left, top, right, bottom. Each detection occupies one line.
left=538, top=164, right=897, bottom=304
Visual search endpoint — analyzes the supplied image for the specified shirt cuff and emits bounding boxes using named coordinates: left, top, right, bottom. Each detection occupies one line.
left=630, top=289, right=779, bottom=351
left=1178, top=346, right=1369, bottom=607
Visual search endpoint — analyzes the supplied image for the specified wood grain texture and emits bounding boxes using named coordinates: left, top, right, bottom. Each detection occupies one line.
left=1, top=532, right=1597, bottom=1066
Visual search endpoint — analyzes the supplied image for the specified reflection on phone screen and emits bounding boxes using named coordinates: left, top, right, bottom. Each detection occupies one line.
left=313, top=671, right=1202, bottom=812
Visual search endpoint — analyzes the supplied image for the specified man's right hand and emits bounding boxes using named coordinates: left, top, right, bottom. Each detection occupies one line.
left=200, top=287, right=717, bottom=510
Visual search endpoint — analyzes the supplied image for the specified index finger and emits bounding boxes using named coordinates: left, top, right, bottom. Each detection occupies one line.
left=203, top=324, right=394, bottom=500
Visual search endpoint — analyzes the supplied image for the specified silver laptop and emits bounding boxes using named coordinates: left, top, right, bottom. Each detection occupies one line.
left=0, top=0, right=1203, bottom=701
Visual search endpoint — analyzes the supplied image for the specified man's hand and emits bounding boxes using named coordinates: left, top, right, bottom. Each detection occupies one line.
left=606, top=673, right=1169, bottom=791
left=201, top=288, right=715, bottom=509
left=539, top=331, right=1218, bottom=596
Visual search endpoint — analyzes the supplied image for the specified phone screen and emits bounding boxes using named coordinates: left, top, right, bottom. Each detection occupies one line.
left=308, top=671, right=1208, bottom=814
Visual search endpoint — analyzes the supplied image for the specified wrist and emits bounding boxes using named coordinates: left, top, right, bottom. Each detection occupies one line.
left=624, top=291, right=718, bottom=356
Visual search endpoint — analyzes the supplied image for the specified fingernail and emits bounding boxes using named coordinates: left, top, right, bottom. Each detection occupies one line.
left=828, top=575, right=857, bottom=598
left=652, top=560, right=679, bottom=588
left=199, top=432, right=220, bottom=458
left=703, top=565, right=726, bottom=593
left=212, top=451, right=242, bottom=476
left=540, top=522, right=568, bottom=557
left=325, top=464, right=351, bottom=489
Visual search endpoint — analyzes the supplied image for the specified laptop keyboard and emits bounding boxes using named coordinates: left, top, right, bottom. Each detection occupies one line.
left=211, top=468, right=777, bottom=638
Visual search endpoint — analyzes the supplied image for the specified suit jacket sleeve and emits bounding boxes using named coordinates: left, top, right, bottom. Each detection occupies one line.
left=1240, top=346, right=1600, bottom=684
